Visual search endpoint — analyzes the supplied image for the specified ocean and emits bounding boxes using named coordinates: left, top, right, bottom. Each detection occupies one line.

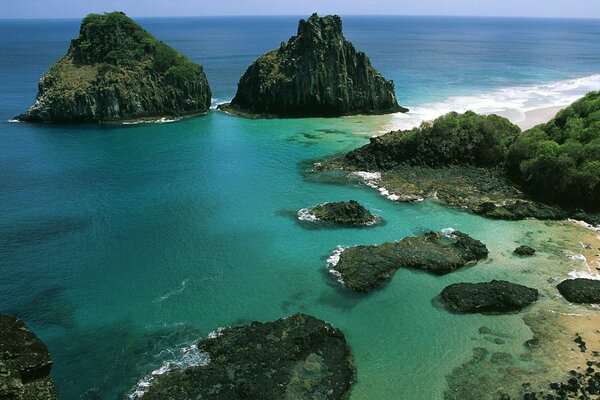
left=1, top=16, right=599, bottom=399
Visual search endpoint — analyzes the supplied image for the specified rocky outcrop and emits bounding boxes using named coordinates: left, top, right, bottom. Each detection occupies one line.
left=141, top=313, right=355, bottom=399
left=439, top=280, right=539, bottom=313
left=299, top=200, right=379, bottom=226
left=218, top=13, right=406, bottom=118
left=0, top=315, right=57, bottom=400
left=329, top=230, right=488, bottom=292
left=557, top=279, right=600, bottom=304
left=513, top=245, right=536, bottom=256
left=16, top=12, right=211, bottom=123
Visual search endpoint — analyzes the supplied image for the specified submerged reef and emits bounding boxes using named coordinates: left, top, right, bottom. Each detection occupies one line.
left=16, top=12, right=211, bottom=123
left=219, top=13, right=406, bottom=118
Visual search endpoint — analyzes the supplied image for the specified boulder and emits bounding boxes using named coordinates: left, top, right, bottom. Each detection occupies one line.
left=557, top=278, right=600, bottom=304
left=513, top=245, right=536, bottom=256
left=300, top=200, right=379, bottom=226
left=440, top=280, right=539, bottom=313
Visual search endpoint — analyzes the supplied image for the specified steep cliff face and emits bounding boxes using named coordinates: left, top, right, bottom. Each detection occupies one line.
left=219, top=14, right=406, bottom=118
left=0, top=315, right=58, bottom=399
left=17, top=12, right=211, bottom=123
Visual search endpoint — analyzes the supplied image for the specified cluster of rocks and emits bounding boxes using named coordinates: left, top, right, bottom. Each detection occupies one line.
left=0, top=315, right=57, bottom=400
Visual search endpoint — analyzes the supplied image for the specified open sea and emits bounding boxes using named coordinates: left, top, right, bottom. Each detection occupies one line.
left=1, top=16, right=600, bottom=399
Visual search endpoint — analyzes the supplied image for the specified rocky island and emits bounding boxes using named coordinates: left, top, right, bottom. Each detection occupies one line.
left=218, top=14, right=406, bottom=118
left=0, top=314, right=57, bottom=400
left=298, top=200, right=380, bottom=226
left=328, top=230, right=488, bottom=292
left=321, top=93, right=600, bottom=224
left=16, top=12, right=211, bottom=123
left=140, top=314, right=355, bottom=399
left=439, top=280, right=539, bottom=313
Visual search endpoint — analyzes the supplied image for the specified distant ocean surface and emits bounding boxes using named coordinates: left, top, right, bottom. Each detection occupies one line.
left=1, top=16, right=600, bottom=399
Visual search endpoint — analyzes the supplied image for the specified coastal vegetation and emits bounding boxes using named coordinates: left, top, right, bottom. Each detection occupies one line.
left=331, top=98, right=600, bottom=219
left=507, top=91, right=600, bottom=211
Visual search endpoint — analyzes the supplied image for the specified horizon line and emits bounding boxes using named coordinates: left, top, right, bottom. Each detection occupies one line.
left=1, top=13, right=599, bottom=21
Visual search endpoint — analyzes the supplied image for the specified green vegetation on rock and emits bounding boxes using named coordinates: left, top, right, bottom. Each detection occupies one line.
left=345, top=111, right=520, bottom=170
left=507, top=91, right=600, bottom=211
left=17, top=11, right=211, bottom=123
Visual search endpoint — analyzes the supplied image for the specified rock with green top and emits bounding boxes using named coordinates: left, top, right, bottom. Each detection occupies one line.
left=219, top=13, right=406, bottom=118
left=140, top=313, right=356, bottom=400
left=17, top=12, right=211, bottom=123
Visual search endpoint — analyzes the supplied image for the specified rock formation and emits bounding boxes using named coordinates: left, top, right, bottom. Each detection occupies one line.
left=439, top=280, right=539, bottom=313
left=513, top=245, right=536, bottom=256
left=557, top=278, right=600, bottom=304
left=299, top=200, right=379, bottom=226
left=141, top=313, right=355, bottom=399
left=16, top=12, right=211, bottom=123
left=0, top=314, right=57, bottom=399
left=329, top=230, right=488, bottom=292
left=218, top=13, right=406, bottom=118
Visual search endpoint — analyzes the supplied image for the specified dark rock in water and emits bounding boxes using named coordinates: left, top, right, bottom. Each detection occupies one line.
left=474, top=200, right=569, bottom=221
left=302, top=200, right=379, bottom=226
left=0, top=314, right=57, bottom=399
left=218, top=13, right=406, bottom=118
left=575, top=334, right=587, bottom=352
left=439, top=280, right=539, bottom=313
left=330, top=230, right=488, bottom=292
left=16, top=12, right=211, bottom=123
left=141, top=313, right=355, bottom=400
left=514, top=245, right=536, bottom=257
left=557, top=279, right=600, bottom=304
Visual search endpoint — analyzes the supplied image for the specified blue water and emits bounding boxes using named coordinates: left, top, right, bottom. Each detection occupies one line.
left=1, top=16, right=599, bottom=399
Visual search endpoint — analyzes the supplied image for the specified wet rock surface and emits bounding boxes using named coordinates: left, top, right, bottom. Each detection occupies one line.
left=218, top=13, right=406, bottom=118
left=330, top=230, right=488, bottom=292
left=304, top=200, right=379, bottom=226
left=440, top=280, right=539, bottom=313
left=0, top=314, right=57, bottom=400
left=141, top=313, right=355, bottom=400
left=17, top=12, right=211, bottom=123
left=557, top=279, right=600, bottom=304
left=514, top=245, right=536, bottom=256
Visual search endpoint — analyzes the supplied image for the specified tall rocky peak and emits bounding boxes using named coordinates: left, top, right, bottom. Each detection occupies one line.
left=16, top=12, right=212, bottom=123
left=219, top=13, right=407, bottom=118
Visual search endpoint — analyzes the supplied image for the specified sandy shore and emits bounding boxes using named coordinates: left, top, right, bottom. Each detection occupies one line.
left=515, top=106, right=564, bottom=130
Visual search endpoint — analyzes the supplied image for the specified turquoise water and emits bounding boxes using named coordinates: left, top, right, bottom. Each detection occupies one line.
left=1, top=16, right=600, bottom=399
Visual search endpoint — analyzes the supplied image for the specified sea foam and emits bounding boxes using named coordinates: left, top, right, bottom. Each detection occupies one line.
left=382, top=74, right=600, bottom=133
left=127, top=341, right=210, bottom=399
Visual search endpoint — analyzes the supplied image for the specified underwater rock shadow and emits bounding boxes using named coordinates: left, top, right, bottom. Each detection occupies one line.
left=5, top=286, right=77, bottom=329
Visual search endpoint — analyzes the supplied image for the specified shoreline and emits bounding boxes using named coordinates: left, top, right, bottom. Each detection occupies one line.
left=513, top=106, right=564, bottom=130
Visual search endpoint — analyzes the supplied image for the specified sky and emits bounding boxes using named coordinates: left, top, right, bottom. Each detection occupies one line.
left=2, top=0, right=600, bottom=19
